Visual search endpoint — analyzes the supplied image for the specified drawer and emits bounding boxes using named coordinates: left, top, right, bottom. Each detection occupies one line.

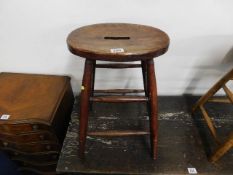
left=16, top=160, right=57, bottom=174
left=8, top=151, right=59, bottom=162
left=0, top=123, right=52, bottom=134
left=0, top=131, right=58, bottom=143
left=0, top=140, right=60, bottom=153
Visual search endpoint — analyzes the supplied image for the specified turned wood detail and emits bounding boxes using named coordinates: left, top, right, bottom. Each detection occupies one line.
left=78, top=59, right=159, bottom=159
left=79, top=60, right=94, bottom=158
left=67, top=23, right=169, bottom=160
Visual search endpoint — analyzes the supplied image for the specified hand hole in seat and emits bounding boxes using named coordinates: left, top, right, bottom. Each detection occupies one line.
left=104, top=36, right=130, bottom=40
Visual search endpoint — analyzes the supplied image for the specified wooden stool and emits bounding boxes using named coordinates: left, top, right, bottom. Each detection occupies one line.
left=67, top=23, right=169, bottom=159
left=192, top=68, right=233, bottom=162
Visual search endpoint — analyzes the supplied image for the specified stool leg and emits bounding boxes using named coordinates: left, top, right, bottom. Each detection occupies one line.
left=79, top=59, right=94, bottom=158
left=141, top=60, right=148, bottom=96
left=146, top=59, right=158, bottom=160
left=90, top=60, right=96, bottom=110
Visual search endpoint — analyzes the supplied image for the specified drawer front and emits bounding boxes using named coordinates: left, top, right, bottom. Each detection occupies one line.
left=11, top=152, right=59, bottom=164
left=0, top=131, right=58, bottom=143
left=7, top=150, right=59, bottom=162
left=0, top=140, right=60, bottom=153
left=16, top=160, right=57, bottom=174
left=0, top=123, right=51, bottom=134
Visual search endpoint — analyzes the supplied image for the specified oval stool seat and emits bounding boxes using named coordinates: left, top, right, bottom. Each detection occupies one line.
left=67, top=23, right=169, bottom=62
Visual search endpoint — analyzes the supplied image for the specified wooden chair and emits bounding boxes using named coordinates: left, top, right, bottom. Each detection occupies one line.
left=192, top=68, right=233, bottom=162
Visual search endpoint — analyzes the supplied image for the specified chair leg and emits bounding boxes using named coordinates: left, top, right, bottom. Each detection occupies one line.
left=79, top=59, right=94, bottom=158
left=209, top=134, right=233, bottom=163
left=199, top=105, right=219, bottom=143
left=141, top=60, right=148, bottom=96
left=146, top=59, right=158, bottom=160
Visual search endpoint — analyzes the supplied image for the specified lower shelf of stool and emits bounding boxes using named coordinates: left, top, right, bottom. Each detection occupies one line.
left=87, top=130, right=150, bottom=137
left=90, top=96, right=148, bottom=103
left=96, top=63, right=141, bottom=69
left=94, top=89, right=145, bottom=94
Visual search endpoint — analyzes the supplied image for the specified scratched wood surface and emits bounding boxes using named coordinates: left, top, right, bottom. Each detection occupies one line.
left=57, top=96, right=233, bottom=175
left=67, top=23, right=169, bottom=62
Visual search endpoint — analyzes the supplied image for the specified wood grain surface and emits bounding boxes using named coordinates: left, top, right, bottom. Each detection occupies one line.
left=67, top=23, right=169, bottom=61
left=0, top=72, right=70, bottom=124
left=0, top=73, right=75, bottom=174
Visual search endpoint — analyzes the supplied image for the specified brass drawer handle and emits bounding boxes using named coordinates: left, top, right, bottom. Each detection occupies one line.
left=46, top=145, right=51, bottom=150
left=3, top=142, right=8, bottom=147
left=32, top=125, right=38, bottom=130
left=39, top=135, right=44, bottom=140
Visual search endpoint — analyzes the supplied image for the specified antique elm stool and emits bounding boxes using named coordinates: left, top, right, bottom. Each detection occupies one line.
left=67, top=23, right=169, bottom=159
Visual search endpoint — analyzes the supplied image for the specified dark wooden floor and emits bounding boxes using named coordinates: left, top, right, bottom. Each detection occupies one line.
left=57, top=96, right=233, bottom=175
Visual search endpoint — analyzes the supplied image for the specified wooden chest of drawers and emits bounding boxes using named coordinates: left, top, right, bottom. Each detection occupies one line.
left=0, top=72, right=74, bottom=174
